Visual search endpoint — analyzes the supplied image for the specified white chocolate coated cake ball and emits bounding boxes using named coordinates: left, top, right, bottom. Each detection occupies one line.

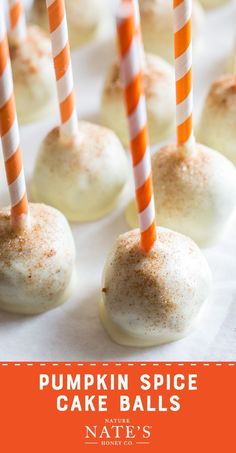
left=100, top=228, right=212, bottom=347
left=31, top=122, right=129, bottom=222
left=65, top=0, right=108, bottom=48
left=101, top=54, right=176, bottom=147
left=139, top=0, right=204, bottom=63
left=9, top=25, right=56, bottom=124
left=126, top=143, right=236, bottom=247
left=0, top=203, right=76, bottom=314
left=29, top=0, right=108, bottom=47
left=197, top=75, right=236, bottom=165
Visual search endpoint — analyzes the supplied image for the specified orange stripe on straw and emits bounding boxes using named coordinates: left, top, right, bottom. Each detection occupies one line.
left=117, top=2, right=156, bottom=253
left=9, top=2, right=22, bottom=29
left=8, top=0, right=27, bottom=44
left=47, top=0, right=65, bottom=33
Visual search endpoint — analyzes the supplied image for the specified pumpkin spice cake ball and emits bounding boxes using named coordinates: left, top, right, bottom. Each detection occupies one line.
left=32, top=122, right=129, bottom=222
left=29, top=0, right=108, bottom=48
left=100, top=228, right=212, bottom=346
left=31, top=0, right=128, bottom=222
left=139, top=0, right=204, bottom=63
left=197, top=75, right=236, bottom=165
left=0, top=204, right=76, bottom=314
left=126, top=142, right=236, bottom=246
left=101, top=54, right=176, bottom=147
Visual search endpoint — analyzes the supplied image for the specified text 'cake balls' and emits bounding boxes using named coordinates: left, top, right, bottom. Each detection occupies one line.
left=0, top=15, right=76, bottom=315
left=100, top=4, right=212, bottom=347
left=29, top=0, right=108, bottom=48
left=197, top=75, right=236, bottom=165
left=126, top=1, right=236, bottom=247
left=139, top=0, right=204, bottom=63
left=31, top=0, right=128, bottom=223
left=8, top=1, right=56, bottom=124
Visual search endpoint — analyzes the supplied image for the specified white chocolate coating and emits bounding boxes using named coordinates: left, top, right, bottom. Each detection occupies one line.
left=197, top=75, right=236, bottom=165
left=139, top=0, right=204, bottom=63
left=10, top=25, right=57, bottom=124
left=31, top=122, right=129, bottom=222
left=199, top=0, right=230, bottom=9
left=65, top=0, right=108, bottom=48
left=101, top=54, right=176, bottom=147
left=0, top=203, right=76, bottom=314
left=100, top=228, right=212, bottom=347
left=126, top=143, right=236, bottom=247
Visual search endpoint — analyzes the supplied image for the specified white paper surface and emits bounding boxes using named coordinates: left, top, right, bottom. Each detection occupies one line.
left=0, top=1, right=236, bottom=361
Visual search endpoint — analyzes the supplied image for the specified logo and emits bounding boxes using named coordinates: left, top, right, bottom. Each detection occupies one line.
left=84, top=418, right=153, bottom=446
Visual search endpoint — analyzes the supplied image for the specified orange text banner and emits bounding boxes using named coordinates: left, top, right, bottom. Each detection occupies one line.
left=0, top=362, right=235, bottom=452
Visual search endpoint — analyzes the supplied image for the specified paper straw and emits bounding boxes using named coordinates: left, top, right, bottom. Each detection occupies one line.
left=116, top=3, right=156, bottom=253
left=128, top=0, right=144, bottom=58
left=0, top=10, right=29, bottom=230
left=173, top=0, right=195, bottom=149
left=46, top=0, right=78, bottom=139
left=8, top=0, right=27, bottom=44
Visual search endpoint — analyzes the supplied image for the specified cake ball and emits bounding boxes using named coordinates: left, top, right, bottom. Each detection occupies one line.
left=31, top=122, right=129, bottom=222
left=139, top=0, right=204, bottom=63
left=197, top=75, right=236, bottom=165
left=199, top=0, right=230, bottom=9
left=65, top=0, right=108, bottom=48
left=101, top=54, right=176, bottom=147
left=0, top=203, right=76, bottom=314
left=29, top=0, right=108, bottom=47
left=100, top=228, right=212, bottom=347
left=9, top=25, right=56, bottom=124
left=126, top=143, right=236, bottom=247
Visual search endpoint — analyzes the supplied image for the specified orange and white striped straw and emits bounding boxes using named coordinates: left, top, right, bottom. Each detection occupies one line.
left=116, top=3, right=156, bottom=253
left=8, top=0, right=27, bottom=44
left=0, top=9, right=29, bottom=230
left=173, top=0, right=195, bottom=149
left=46, top=0, right=78, bottom=139
left=126, top=0, right=144, bottom=60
